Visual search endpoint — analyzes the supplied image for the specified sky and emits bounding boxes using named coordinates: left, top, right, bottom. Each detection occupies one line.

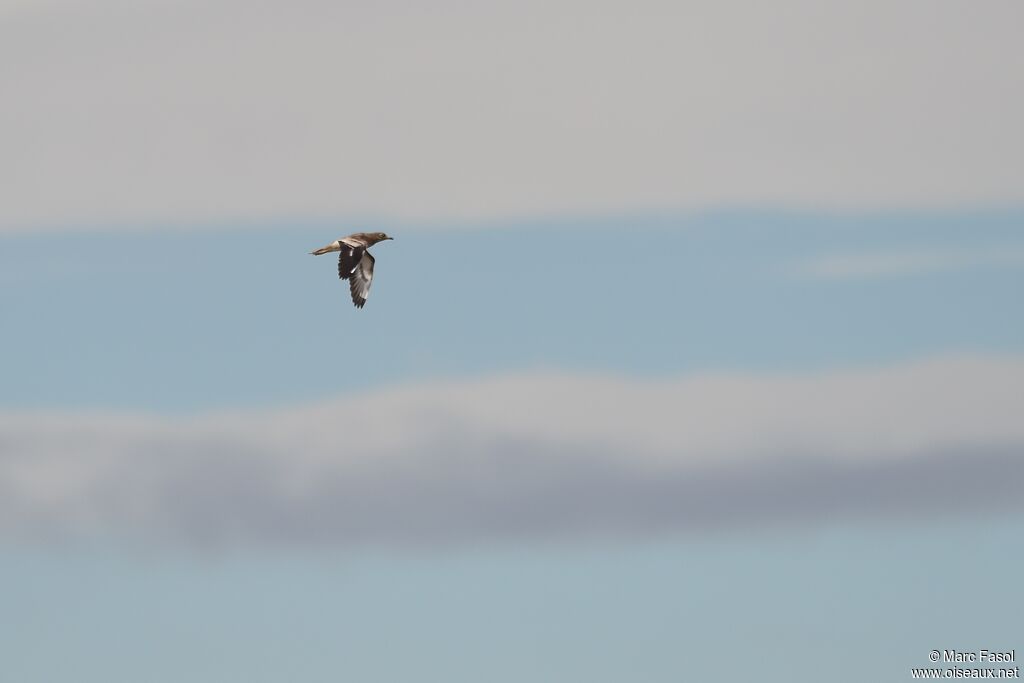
left=2, top=2, right=1023, bottom=682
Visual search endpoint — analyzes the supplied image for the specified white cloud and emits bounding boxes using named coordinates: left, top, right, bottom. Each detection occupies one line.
left=2, top=355, right=1022, bottom=546
left=801, top=246, right=1024, bottom=279
left=2, top=0, right=1023, bottom=233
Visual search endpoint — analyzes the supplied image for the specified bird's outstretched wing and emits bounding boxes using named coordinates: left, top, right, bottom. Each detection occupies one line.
left=348, top=251, right=375, bottom=308
left=337, top=245, right=365, bottom=281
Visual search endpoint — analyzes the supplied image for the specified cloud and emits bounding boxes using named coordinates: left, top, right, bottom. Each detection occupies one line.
left=2, top=0, right=1023, bottom=233
left=800, top=246, right=1024, bottom=279
left=2, top=355, right=1022, bottom=547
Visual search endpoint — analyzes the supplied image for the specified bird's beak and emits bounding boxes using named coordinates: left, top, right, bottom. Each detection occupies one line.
left=310, top=243, right=341, bottom=255
left=387, top=237, right=394, bottom=240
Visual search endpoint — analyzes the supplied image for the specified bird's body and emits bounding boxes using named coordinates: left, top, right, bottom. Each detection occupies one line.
left=310, top=232, right=394, bottom=308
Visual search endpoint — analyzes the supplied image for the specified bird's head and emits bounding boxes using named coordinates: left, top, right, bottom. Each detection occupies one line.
left=369, top=232, right=394, bottom=245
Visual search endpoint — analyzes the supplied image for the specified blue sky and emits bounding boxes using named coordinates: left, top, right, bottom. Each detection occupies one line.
left=3, top=1, right=1024, bottom=681
left=4, top=209, right=1023, bottom=412
left=5, top=518, right=1023, bottom=682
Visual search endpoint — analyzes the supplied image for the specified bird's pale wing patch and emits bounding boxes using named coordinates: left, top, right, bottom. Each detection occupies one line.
left=349, top=251, right=375, bottom=308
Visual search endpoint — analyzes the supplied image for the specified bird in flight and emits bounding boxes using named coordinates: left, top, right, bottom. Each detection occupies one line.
left=310, top=232, right=394, bottom=308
